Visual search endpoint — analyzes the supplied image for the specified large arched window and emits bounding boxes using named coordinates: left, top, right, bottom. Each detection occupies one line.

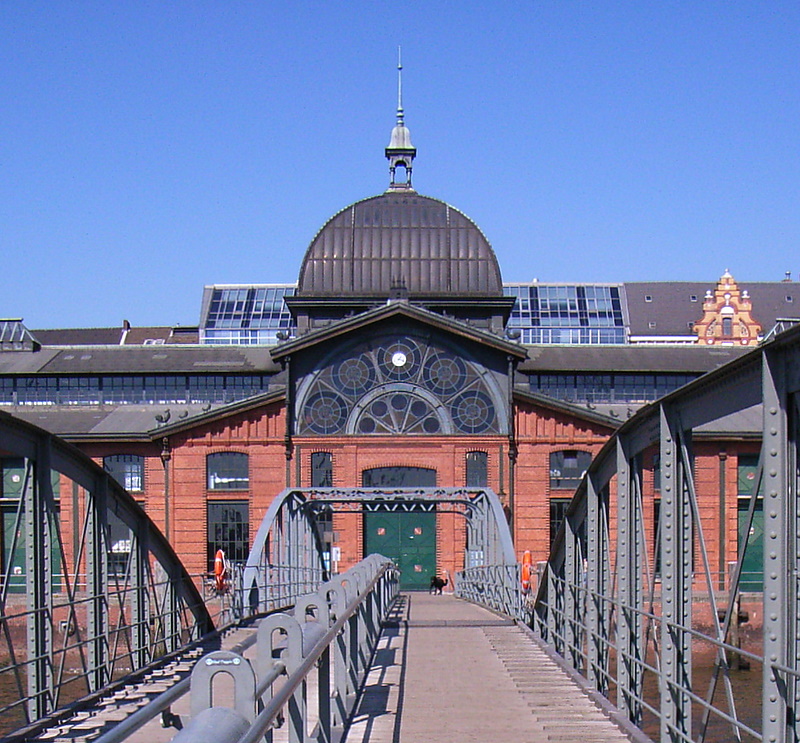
left=207, top=452, right=249, bottom=491
left=104, top=454, right=144, bottom=492
left=295, top=332, right=507, bottom=436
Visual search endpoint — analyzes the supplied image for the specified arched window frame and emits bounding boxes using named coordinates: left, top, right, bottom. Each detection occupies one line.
left=207, top=451, right=249, bottom=491
left=465, top=451, right=488, bottom=487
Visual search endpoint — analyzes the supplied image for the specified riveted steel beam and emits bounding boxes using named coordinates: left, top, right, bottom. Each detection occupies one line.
left=659, top=404, right=692, bottom=742
left=761, top=345, right=799, bottom=743
left=616, top=436, right=644, bottom=724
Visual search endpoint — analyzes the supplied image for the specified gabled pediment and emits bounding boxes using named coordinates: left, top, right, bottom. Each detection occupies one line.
left=271, top=301, right=526, bottom=363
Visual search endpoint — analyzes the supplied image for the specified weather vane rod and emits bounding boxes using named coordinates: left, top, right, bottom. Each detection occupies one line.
left=396, top=46, right=404, bottom=126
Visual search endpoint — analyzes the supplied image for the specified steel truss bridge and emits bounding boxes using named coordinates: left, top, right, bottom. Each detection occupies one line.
left=523, top=322, right=800, bottom=742
left=0, top=323, right=798, bottom=742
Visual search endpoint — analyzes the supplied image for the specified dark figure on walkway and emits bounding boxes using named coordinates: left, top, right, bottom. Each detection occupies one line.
left=430, top=570, right=449, bottom=594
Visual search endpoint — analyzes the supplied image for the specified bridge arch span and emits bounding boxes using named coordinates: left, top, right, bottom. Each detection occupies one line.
left=0, top=410, right=211, bottom=734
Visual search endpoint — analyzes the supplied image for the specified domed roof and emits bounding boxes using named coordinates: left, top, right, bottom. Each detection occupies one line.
left=297, top=193, right=503, bottom=297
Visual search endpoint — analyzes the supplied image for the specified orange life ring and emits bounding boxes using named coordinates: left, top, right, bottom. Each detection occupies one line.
left=521, top=550, right=532, bottom=593
left=214, top=549, right=227, bottom=593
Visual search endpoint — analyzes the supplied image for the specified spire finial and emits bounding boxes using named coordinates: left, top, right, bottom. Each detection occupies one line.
left=385, top=47, right=416, bottom=191
left=396, top=46, right=404, bottom=126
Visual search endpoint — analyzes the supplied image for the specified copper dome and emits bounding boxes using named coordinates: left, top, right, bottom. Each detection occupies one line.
left=297, top=193, right=503, bottom=298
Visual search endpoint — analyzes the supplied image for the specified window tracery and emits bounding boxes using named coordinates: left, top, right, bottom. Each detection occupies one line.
left=296, top=332, right=505, bottom=435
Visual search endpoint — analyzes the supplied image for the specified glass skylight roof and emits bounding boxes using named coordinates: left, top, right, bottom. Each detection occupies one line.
left=200, top=285, right=296, bottom=345
left=199, top=283, right=628, bottom=346
left=503, top=284, right=626, bottom=344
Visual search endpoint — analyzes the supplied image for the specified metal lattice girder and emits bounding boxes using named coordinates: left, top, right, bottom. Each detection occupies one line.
left=0, top=411, right=212, bottom=733
left=529, top=324, right=800, bottom=742
left=243, top=486, right=517, bottom=620
left=616, top=436, right=644, bottom=724
left=586, top=471, right=610, bottom=693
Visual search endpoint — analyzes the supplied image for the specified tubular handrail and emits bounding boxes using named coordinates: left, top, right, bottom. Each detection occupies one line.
left=237, top=560, right=395, bottom=743
left=167, top=554, right=399, bottom=743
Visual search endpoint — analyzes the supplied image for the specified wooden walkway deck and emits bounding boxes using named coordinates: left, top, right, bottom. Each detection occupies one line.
left=52, top=594, right=642, bottom=743
left=344, top=593, right=639, bottom=743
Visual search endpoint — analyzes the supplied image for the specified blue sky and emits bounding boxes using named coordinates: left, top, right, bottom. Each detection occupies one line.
left=2, top=2, right=798, bottom=329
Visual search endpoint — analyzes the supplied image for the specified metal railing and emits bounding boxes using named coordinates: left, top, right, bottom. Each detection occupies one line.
left=530, top=323, right=800, bottom=743
left=169, top=554, right=399, bottom=743
left=455, top=563, right=527, bottom=621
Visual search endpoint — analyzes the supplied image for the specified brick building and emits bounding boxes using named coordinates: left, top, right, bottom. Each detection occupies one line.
left=0, top=102, right=796, bottom=590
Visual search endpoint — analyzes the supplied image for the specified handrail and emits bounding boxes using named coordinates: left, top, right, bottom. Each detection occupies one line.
left=170, top=554, right=399, bottom=743
left=238, top=561, right=393, bottom=743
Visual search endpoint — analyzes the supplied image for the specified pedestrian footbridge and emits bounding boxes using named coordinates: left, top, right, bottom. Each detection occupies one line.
left=1, top=323, right=799, bottom=743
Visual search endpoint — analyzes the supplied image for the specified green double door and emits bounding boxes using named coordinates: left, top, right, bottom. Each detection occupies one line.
left=364, top=509, right=436, bottom=590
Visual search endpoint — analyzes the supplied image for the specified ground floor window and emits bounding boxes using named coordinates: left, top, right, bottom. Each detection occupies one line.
left=207, top=501, right=249, bottom=571
left=549, top=498, right=571, bottom=546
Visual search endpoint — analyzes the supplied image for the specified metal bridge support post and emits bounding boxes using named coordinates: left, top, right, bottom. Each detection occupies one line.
left=660, top=405, right=693, bottom=742
left=189, top=650, right=257, bottom=724
left=616, top=438, right=644, bottom=725
left=257, top=613, right=306, bottom=743
left=545, top=552, right=558, bottom=649
left=762, top=348, right=799, bottom=743
left=586, top=472, right=610, bottom=693
left=26, top=445, right=54, bottom=719
left=130, top=515, right=150, bottom=669
left=87, top=472, right=110, bottom=692
left=564, top=509, right=582, bottom=669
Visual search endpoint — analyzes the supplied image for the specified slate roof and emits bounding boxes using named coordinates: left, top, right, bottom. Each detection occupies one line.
left=32, top=326, right=201, bottom=345
left=10, top=390, right=286, bottom=440
left=32, top=327, right=128, bottom=345
left=625, top=281, right=800, bottom=337
left=0, top=345, right=280, bottom=375
left=519, top=344, right=747, bottom=374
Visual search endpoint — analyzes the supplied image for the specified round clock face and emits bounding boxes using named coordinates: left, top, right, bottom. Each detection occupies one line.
left=391, top=351, right=407, bottom=367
